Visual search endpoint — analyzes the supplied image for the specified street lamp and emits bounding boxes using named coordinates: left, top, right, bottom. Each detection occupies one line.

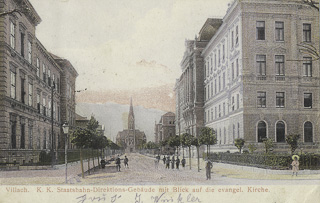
left=62, top=122, right=69, bottom=184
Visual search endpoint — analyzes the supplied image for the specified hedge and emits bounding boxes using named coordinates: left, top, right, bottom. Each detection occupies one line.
left=208, top=152, right=320, bottom=170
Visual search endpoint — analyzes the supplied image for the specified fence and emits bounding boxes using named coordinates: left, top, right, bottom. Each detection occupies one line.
left=208, top=152, right=320, bottom=170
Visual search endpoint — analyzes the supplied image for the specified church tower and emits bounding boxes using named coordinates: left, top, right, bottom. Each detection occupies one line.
left=128, top=97, right=135, bottom=130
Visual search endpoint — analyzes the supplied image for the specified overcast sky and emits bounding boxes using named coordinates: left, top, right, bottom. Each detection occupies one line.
left=29, top=0, right=230, bottom=92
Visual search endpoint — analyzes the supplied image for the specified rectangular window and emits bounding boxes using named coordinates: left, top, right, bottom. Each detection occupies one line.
left=218, top=50, right=221, bottom=66
left=236, top=58, right=239, bottom=77
left=214, top=80, right=217, bottom=94
left=256, top=21, right=265, bottom=40
left=10, top=71, right=16, bottom=99
left=42, top=64, right=46, bottom=82
left=48, top=99, right=51, bottom=118
left=235, top=25, right=239, bottom=45
left=214, top=54, right=217, bottom=70
left=57, top=78, right=60, bottom=93
left=275, top=55, right=285, bottom=76
left=304, top=93, right=312, bottom=108
left=204, top=112, right=206, bottom=123
left=231, top=31, right=234, bottom=48
left=223, top=102, right=225, bottom=116
left=218, top=105, right=221, bottom=117
left=21, top=33, right=25, bottom=57
left=211, top=109, right=213, bottom=121
left=48, top=69, right=51, bottom=86
left=36, top=58, right=40, bottom=77
left=303, top=57, right=312, bottom=77
left=303, top=23, right=311, bottom=42
left=257, top=91, right=266, bottom=108
left=222, top=44, right=225, bottom=61
left=276, top=92, right=285, bottom=108
left=207, top=61, right=209, bottom=76
left=28, top=40, right=32, bottom=64
left=43, top=97, right=46, bottom=116
left=275, top=21, right=284, bottom=41
left=256, top=55, right=266, bottom=76
left=204, top=64, right=207, bottom=78
left=218, top=76, right=221, bottom=92
left=210, top=57, right=213, bottom=73
left=37, top=93, right=40, bottom=113
left=52, top=74, right=55, bottom=88
left=10, top=22, right=15, bottom=49
left=215, top=107, right=217, bottom=119
left=232, top=96, right=235, bottom=111
left=223, top=72, right=225, bottom=89
left=232, top=62, right=235, bottom=80
left=28, top=83, right=33, bottom=107
left=21, top=78, right=25, bottom=104
left=211, top=82, right=213, bottom=97
left=237, top=94, right=240, bottom=109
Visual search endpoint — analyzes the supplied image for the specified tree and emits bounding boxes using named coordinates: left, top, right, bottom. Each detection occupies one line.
left=234, top=138, right=245, bottom=153
left=86, top=116, right=100, bottom=172
left=180, top=133, right=194, bottom=169
left=286, top=134, right=301, bottom=155
left=167, top=135, right=180, bottom=156
left=248, top=144, right=257, bottom=153
left=262, top=138, right=274, bottom=154
left=71, top=128, right=94, bottom=178
left=198, top=127, right=217, bottom=158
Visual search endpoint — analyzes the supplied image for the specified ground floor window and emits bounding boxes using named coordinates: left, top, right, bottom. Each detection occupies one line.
left=304, top=121, right=313, bottom=142
left=257, top=121, right=267, bottom=142
left=276, top=121, right=285, bottom=142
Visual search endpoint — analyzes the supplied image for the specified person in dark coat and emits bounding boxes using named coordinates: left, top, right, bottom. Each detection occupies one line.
left=165, top=156, right=170, bottom=169
left=176, top=157, right=180, bottom=170
left=181, top=158, right=186, bottom=168
left=163, top=156, right=166, bottom=164
left=171, top=156, right=175, bottom=169
left=205, top=160, right=213, bottom=180
left=124, top=156, right=129, bottom=168
left=116, top=156, right=121, bottom=172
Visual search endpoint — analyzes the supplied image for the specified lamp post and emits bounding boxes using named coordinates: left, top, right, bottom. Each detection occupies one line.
left=62, top=122, right=69, bottom=184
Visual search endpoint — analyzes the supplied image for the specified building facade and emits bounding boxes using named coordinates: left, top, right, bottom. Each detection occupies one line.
left=175, top=18, right=222, bottom=137
left=202, top=0, right=319, bottom=150
left=154, top=112, right=176, bottom=144
left=116, top=99, right=146, bottom=153
left=0, top=0, right=78, bottom=164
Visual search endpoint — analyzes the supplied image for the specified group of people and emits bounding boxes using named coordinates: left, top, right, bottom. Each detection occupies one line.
left=156, top=155, right=186, bottom=170
left=115, top=155, right=129, bottom=172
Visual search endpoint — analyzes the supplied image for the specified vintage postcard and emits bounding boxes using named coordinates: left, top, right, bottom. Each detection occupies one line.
left=0, top=0, right=320, bottom=202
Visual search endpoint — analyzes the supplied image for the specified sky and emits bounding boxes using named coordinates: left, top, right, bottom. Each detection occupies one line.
left=28, top=0, right=230, bottom=109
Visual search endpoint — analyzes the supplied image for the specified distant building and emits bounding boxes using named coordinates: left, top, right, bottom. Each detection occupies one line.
left=154, top=112, right=176, bottom=144
left=175, top=18, right=222, bottom=137
left=116, top=99, right=146, bottom=153
left=0, top=0, right=78, bottom=164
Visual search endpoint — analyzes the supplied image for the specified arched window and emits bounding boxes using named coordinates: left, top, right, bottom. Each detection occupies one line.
left=258, top=121, right=267, bottom=142
left=276, top=121, right=285, bottom=142
left=304, top=122, right=313, bottom=142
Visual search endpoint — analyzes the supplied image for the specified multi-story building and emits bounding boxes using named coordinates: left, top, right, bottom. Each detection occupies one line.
left=154, top=112, right=176, bottom=144
left=175, top=18, right=222, bottom=137
left=202, top=0, right=319, bottom=151
left=0, top=0, right=78, bottom=164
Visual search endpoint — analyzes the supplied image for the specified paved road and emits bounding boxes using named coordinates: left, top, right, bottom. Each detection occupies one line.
left=0, top=153, right=319, bottom=185
left=78, top=153, right=320, bottom=185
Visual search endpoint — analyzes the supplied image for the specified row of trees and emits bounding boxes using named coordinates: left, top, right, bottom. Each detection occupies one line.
left=71, top=116, right=120, bottom=178
left=159, top=127, right=217, bottom=172
left=234, top=134, right=301, bottom=155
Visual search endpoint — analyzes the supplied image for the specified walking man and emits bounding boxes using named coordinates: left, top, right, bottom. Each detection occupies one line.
left=165, top=156, right=170, bottom=169
left=176, top=157, right=180, bottom=170
left=124, top=156, right=129, bottom=168
left=162, top=156, right=166, bottom=165
left=181, top=158, right=186, bottom=168
left=116, top=156, right=121, bottom=172
left=206, top=160, right=213, bottom=180
left=171, top=156, right=175, bottom=169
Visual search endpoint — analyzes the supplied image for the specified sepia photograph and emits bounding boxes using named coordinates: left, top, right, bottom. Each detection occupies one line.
left=0, top=0, right=320, bottom=202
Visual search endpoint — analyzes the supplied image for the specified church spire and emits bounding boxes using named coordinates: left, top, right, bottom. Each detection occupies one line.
left=128, top=97, right=135, bottom=130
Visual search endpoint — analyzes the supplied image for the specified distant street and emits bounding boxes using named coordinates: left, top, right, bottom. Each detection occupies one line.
left=1, top=153, right=320, bottom=185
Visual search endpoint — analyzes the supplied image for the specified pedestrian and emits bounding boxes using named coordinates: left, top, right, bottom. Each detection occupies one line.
left=163, top=156, right=166, bottom=165
left=116, top=156, right=121, bottom=172
left=124, top=156, right=129, bottom=168
left=154, top=158, right=159, bottom=169
left=205, top=160, right=213, bottom=180
left=165, top=156, right=170, bottom=169
left=156, top=155, right=160, bottom=163
left=171, top=156, right=175, bottom=169
left=181, top=158, right=186, bottom=168
left=176, top=157, right=180, bottom=170
left=291, top=155, right=299, bottom=176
